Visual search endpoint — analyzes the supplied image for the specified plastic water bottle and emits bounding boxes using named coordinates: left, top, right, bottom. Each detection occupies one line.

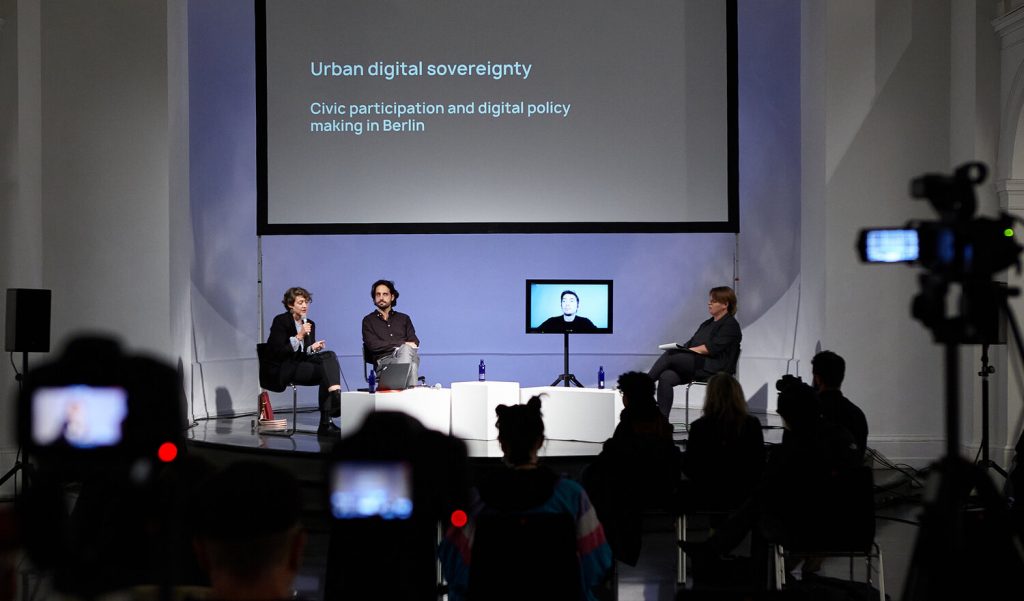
left=478, top=359, right=486, bottom=381
left=368, top=366, right=377, bottom=393
left=598, top=365, right=605, bottom=389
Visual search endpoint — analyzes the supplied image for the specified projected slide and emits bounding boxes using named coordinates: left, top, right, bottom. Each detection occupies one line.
left=258, top=0, right=737, bottom=234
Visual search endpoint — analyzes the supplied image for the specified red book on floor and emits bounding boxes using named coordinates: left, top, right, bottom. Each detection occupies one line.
left=259, top=391, right=275, bottom=420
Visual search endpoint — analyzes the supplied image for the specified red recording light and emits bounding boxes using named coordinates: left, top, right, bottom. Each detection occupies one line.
left=157, top=442, right=178, bottom=463
left=450, top=509, right=468, bottom=528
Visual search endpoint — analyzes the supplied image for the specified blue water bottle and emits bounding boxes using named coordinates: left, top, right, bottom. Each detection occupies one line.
left=479, top=359, right=486, bottom=381
left=598, top=365, right=605, bottom=389
left=368, top=366, right=377, bottom=393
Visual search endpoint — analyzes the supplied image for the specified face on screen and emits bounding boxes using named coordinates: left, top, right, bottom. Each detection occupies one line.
left=561, top=293, right=579, bottom=317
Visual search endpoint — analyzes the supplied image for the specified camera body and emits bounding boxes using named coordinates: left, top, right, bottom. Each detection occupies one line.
left=16, top=336, right=184, bottom=476
left=858, top=162, right=1022, bottom=344
left=775, top=373, right=803, bottom=393
left=324, top=411, right=470, bottom=600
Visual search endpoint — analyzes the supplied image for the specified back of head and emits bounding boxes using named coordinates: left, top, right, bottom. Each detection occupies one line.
left=195, top=461, right=302, bottom=581
left=616, top=371, right=656, bottom=408
left=702, top=373, right=748, bottom=433
left=811, top=350, right=845, bottom=389
left=495, top=397, right=545, bottom=466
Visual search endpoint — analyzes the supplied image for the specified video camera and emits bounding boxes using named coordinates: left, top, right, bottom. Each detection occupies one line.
left=323, top=411, right=470, bottom=600
left=14, top=336, right=186, bottom=596
left=857, top=162, right=1023, bottom=343
left=775, top=373, right=804, bottom=393
left=17, top=335, right=185, bottom=478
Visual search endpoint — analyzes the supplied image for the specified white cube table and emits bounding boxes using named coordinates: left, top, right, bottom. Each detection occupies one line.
left=339, top=388, right=452, bottom=438
left=450, top=381, right=521, bottom=440
left=519, top=386, right=623, bottom=442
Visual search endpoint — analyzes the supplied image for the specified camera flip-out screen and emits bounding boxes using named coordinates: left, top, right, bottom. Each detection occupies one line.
left=329, top=460, right=414, bottom=520
left=860, top=229, right=920, bottom=263
left=31, top=385, right=128, bottom=449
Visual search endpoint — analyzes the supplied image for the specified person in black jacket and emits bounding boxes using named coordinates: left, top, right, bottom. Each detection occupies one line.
left=812, top=350, right=869, bottom=462
left=649, top=286, right=742, bottom=417
left=265, top=287, right=342, bottom=436
left=583, top=372, right=680, bottom=565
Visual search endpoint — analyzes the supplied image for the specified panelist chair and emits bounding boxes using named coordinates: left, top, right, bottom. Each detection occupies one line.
left=255, top=342, right=314, bottom=437
left=361, top=344, right=375, bottom=390
left=670, top=346, right=741, bottom=433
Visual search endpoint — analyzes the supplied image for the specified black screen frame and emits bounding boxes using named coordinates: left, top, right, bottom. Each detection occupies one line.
left=525, top=279, right=613, bottom=335
left=255, top=0, right=739, bottom=235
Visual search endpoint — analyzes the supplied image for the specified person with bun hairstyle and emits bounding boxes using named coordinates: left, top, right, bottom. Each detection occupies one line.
left=440, top=396, right=612, bottom=601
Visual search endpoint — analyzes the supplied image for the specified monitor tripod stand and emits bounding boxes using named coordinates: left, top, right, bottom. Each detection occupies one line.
left=550, top=332, right=583, bottom=387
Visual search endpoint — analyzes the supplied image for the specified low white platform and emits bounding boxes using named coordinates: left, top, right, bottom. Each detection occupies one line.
left=520, top=386, right=623, bottom=442
left=339, top=388, right=451, bottom=438
left=450, top=381, right=521, bottom=441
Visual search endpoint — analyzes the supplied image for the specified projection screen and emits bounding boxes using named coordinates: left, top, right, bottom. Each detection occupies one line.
left=257, top=0, right=737, bottom=234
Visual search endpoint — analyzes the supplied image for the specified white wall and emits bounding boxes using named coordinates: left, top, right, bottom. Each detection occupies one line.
left=0, top=0, right=187, bottom=497
left=801, top=0, right=1010, bottom=465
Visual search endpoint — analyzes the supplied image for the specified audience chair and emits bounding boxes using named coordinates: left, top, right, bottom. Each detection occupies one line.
left=770, top=466, right=884, bottom=600
left=255, top=343, right=319, bottom=437
left=468, top=512, right=582, bottom=601
left=677, top=510, right=769, bottom=590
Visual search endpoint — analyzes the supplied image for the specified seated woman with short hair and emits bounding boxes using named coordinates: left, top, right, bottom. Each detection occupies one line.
left=263, top=287, right=343, bottom=436
left=648, top=285, right=742, bottom=417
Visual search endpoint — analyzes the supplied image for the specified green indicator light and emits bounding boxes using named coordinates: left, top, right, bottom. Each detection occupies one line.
left=1005, top=228, right=1015, bottom=237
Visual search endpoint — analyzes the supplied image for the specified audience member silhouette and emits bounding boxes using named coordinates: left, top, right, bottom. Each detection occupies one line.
left=193, top=461, right=308, bottom=601
left=681, top=373, right=765, bottom=512
left=583, top=371, right=680, bottom=565
left=682, top=378, right=859, bottom=558
left=812, top=350, right=869, bottom=462
left=440, top=396, right=612, bottom=601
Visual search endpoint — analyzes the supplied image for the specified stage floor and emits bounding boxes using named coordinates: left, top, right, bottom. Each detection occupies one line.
left=183, top=406, right=784, bottom=459
left=185, top=409, right=607, bottom=457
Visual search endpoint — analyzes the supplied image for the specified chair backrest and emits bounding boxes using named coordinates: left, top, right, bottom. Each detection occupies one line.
left=468, top=512, right=581, bottom=601
left=727, top=344, right=742, bottom=376
left=362, top=344, right=374, bottom=382
left=255, top=343, right=286, bottom=393
left=786, top=465, right=875, bottom=553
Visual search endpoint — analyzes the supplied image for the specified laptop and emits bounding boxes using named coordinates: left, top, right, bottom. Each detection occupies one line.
left=377, top=363, right=412, bottom=391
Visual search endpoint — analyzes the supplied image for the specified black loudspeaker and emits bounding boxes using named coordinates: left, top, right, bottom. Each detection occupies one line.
left=5, top=289, right=51, bottom=353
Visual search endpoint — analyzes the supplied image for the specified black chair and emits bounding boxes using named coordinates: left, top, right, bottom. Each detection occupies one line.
left=255, top=342, right=302, bottom=437
left=771, top=466, right=884, bottom=599
left=672, top=346, right=742, bottom=433
left=361, top=344, right=375, bottom=387
left=468, top=512, right=582, bottom=601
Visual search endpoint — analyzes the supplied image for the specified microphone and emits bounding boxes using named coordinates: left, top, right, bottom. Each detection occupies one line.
left=301, top=317, right=309, bottom=350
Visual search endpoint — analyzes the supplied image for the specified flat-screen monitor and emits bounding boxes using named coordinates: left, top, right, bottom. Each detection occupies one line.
left=526, top=279, right=612, bottom=334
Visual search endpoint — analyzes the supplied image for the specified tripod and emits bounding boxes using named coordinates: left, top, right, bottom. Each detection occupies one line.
left=903, top=290, right=1024, bottom=600
left=549, top=332, right=583, bottom=387
left=0, top=351, right=28, bottom=489
left=977, top=343, right=1008, bottom=478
